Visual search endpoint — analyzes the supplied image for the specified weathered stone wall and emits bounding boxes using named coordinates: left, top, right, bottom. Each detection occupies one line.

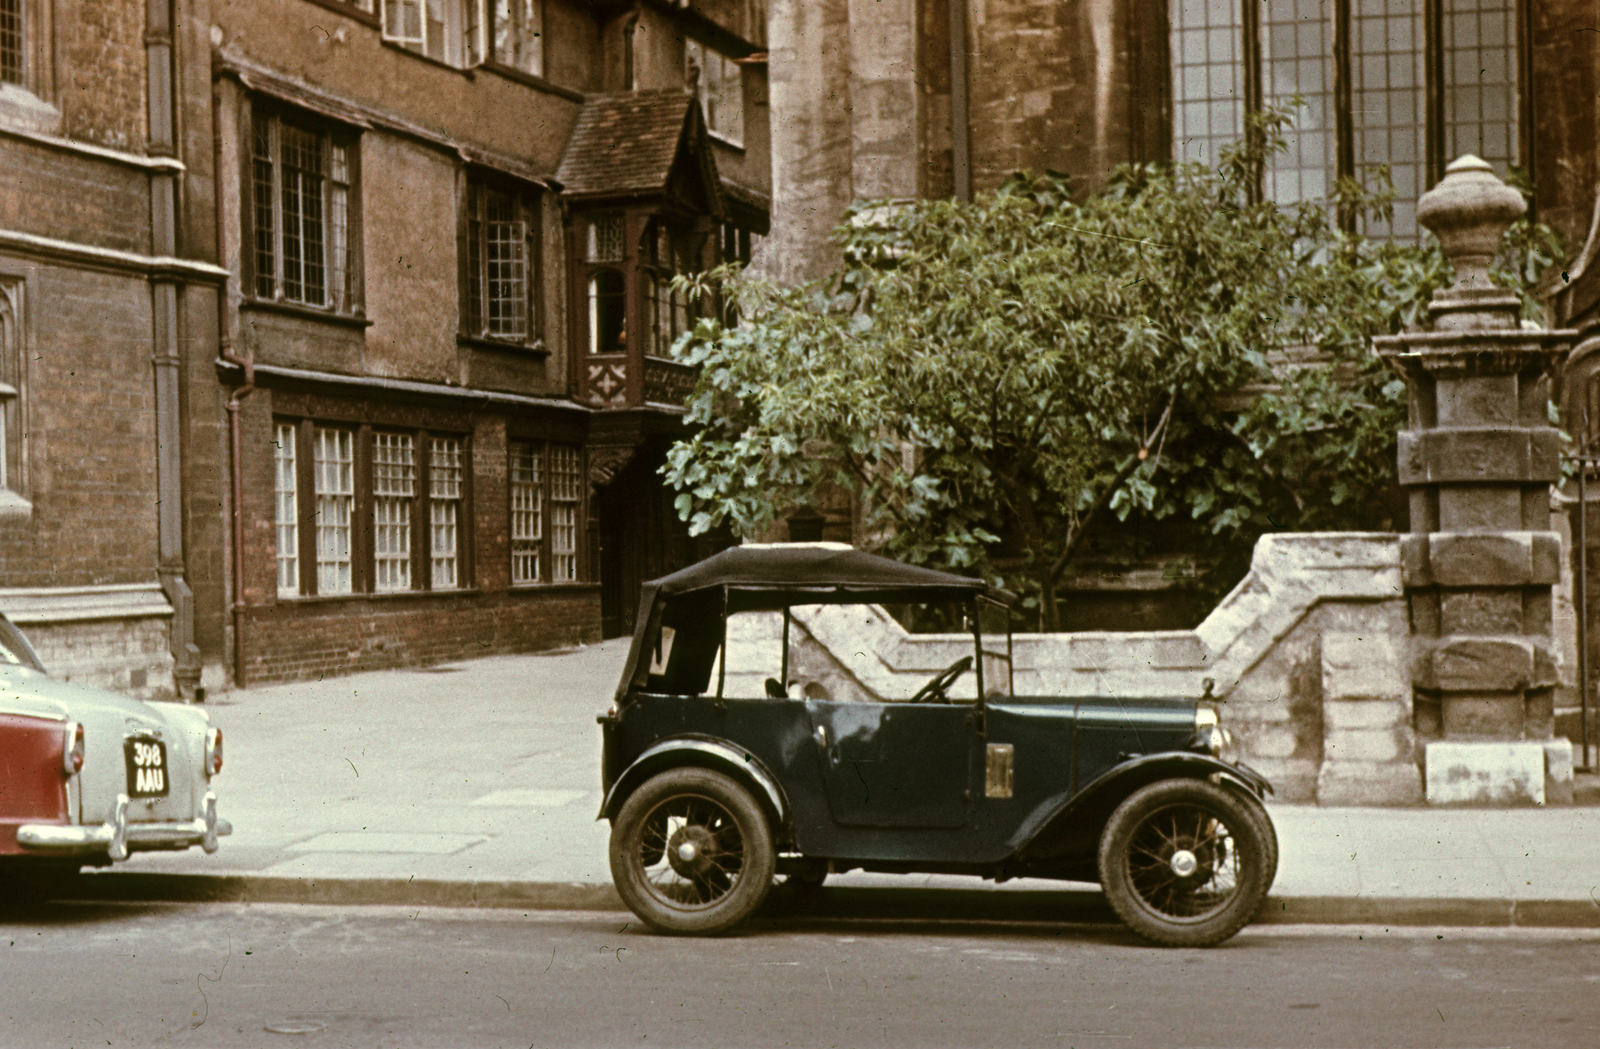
left=0, top=585, right=179, bottom=700
left=762, top=0, right=1169, bottom=281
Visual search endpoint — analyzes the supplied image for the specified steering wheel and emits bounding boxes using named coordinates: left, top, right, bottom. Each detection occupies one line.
left=909, top=656, right=973, bottom=704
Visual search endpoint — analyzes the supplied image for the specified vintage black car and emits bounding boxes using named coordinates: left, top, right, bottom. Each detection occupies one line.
left=598, top=544, right=1277, bottom=946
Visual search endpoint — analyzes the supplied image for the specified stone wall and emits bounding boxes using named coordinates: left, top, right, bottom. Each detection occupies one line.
left=0, top=584, right=178, bottom=700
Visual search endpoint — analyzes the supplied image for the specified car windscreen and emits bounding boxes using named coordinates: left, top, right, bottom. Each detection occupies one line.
left=976, top=596, right=1013, bottom=699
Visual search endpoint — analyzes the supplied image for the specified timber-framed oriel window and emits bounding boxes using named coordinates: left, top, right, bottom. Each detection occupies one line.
left=640, top=217, right=696, bottom=358
left=583, top=212, right=627, bottom=356
left=508, top=440, right=584, bottom=584
left=248, top=106, right=362, bottom=314
left=463, top=176, right=541, bottom=347
left=273, top=419, right=471, bottom=597
left=1169, top=0, right=1524, bottom=239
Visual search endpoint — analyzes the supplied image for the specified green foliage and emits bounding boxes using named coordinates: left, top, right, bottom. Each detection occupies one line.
left=663, top=104, right=1562, bottom=629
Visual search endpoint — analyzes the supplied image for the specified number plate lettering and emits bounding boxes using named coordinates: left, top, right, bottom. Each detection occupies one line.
left=124, top=738, right=170, bottom=798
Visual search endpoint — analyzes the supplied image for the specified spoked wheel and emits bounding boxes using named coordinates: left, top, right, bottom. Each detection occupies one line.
left=1098, top=779, right=1270, bottom=947
left=609, top=768, right=774, bottom=935
left=1234, top=790, right=1279, bottom=895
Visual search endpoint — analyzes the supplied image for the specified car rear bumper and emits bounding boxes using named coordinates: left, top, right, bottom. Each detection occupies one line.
left=16, top=792, right=232, bottom=860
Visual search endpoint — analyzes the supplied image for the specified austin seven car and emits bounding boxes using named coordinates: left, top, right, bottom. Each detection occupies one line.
left=598, top=543, right=1276, bottom=946
left=0, top=612, right=229, bottom=900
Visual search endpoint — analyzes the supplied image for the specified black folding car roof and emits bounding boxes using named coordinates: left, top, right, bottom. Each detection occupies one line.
left=614, top=544, right=1013, bottom=703
left=651, top=543, right=1006, bottom=600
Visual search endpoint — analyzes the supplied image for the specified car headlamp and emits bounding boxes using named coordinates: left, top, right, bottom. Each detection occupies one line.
left=1192, top=706, right=1238, bottom=763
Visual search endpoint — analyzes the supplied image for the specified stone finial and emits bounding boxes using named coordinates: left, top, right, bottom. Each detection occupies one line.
left=1417, top=155, right=1526, bottom=291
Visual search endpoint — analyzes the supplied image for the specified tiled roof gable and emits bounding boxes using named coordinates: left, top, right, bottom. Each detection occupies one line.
left=557, top=91, right=700, bottom=198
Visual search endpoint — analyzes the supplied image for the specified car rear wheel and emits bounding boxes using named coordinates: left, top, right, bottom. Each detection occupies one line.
left=1098, top=778, right=1270, bottom=948
left=609, top=767, right=775, bottom=935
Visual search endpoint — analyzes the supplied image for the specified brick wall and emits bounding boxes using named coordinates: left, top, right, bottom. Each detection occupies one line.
left=0, top=262, right=159, bottom=588
left=55, top=0, right=148, bottom=152
left=237, top=587, right=601, bottom=686
left=235, top=386, right=599, bottom=684
left=0, top=139, right=152, bottom=254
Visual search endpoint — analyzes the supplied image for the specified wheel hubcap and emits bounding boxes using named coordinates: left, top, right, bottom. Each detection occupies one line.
left=666, top=824, right=718, bottom=878
left=1169, top=848, right=1198, bottom=878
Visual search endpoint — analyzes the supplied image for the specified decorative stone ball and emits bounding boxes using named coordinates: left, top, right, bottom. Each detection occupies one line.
left=1416, top=155, right=1527, bottom=289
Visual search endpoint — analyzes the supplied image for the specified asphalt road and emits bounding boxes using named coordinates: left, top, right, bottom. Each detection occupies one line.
left=4, top=900, right=1599, bottom=1049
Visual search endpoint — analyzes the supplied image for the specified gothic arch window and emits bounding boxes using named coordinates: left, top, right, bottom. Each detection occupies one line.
left=0, top=277, right=30, bottom=515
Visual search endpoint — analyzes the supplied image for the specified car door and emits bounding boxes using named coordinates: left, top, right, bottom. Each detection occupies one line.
left=805, top=700, right=975, bottom=829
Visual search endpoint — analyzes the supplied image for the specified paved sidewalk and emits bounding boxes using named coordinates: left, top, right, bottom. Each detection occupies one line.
left=74, top=640, right=1600, bottom=927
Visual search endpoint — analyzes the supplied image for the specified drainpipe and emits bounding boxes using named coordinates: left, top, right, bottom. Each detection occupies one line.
left=948, top=0, right=971, bottom=201
left=146, top=0, right=203, bottom=698
left=219, top=327, right=254, bottom=690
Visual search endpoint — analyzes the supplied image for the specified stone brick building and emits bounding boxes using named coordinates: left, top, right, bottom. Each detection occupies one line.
left=0, top=0, right=768, bottom=690
left=762, top=0, right=1600, bottom=630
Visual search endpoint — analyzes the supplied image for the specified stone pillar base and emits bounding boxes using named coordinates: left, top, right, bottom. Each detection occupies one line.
left=1316, top=762, right=1424, bottom=806
left=1425, top=741, right=1547, bottom=805
left=1544, top=738, right=1575, bottom=805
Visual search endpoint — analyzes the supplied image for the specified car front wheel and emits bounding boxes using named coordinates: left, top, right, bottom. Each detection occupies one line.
left=609, top=767, right=775, bottom=935
left=1097, top=778, right=1270, bottom=948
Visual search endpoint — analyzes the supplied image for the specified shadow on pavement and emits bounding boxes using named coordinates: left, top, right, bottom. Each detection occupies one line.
left=757, top=882, right=1121, bottom=927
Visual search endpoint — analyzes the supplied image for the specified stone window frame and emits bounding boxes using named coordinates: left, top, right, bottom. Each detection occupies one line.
left=244, top=103, right=364, bottom=318
left=461, top=172, right=543, bottom=349
left=508, top=439, right=586, bottom=586
left=1168, top=0, right=1523, bottom=240
left=485, top=0, right=543, bottom=78
left=684, top=36, right=743, bottom=148
left=0, top=0, right=58, bottom=134
left=0, top=275, right=30, bottom=518
left=376, top=1, right=544, bottom=74
left=274, top=416, right=474, bottom=598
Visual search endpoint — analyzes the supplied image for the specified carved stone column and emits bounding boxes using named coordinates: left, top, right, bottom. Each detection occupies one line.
left=1375, top=156, right=1578, bottom=804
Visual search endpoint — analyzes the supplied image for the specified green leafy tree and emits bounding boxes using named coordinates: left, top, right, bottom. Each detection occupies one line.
left=664, top=108, right=1561, bottom=629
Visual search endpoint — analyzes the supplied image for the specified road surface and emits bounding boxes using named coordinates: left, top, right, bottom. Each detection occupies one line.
left=4, top=899, right=1598, bottom=1047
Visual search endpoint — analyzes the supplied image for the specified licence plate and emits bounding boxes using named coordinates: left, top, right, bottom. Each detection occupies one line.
left=124, top=738, right=170, bottom=798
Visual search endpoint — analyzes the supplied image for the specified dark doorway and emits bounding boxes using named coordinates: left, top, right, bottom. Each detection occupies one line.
left=596, top=440, right=734, bottom=638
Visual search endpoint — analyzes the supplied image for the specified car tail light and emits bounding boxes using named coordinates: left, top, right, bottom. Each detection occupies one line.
left=63, top=722, right=85, bottom=776
left=205, top=726, right=223, bottom=776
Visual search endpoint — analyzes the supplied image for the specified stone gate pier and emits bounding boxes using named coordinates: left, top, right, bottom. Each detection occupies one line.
left=1375, top=156, right=1576, bottom=804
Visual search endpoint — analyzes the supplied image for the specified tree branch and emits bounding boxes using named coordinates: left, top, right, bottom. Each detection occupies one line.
left=1047, top=391, right=1178, bottom=583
